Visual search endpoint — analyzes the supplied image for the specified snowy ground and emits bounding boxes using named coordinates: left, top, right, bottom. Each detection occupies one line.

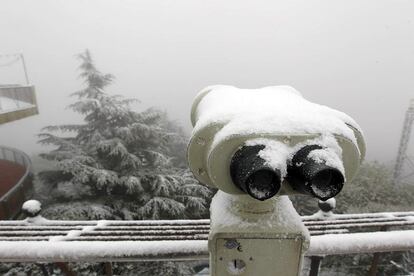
left=0, top=96, right=34, bottom=114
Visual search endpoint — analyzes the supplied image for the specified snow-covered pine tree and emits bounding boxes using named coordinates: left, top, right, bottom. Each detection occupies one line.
left=37, top=50, right=212, bottom=220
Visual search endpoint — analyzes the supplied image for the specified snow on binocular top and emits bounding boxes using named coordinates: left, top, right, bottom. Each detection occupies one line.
left=191, top=85, right=362, bottom=144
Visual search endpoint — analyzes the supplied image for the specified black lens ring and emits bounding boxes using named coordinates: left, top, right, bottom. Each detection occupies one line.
left=230, top=145, right=282, bottom=201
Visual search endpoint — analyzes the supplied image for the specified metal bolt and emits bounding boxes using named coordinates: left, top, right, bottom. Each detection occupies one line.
left=196, top=137, right=206, bottom=146
left=283, top=137, right=291, bottom=144
left=198, top=168, right=206, bottom=176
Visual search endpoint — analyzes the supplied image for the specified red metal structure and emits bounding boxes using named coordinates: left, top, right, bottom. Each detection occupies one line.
left=0, top=146, right=33, bottom=219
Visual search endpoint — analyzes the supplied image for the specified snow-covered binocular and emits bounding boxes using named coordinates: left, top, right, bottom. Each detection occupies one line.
left=187, top=85, right=365, bottom=201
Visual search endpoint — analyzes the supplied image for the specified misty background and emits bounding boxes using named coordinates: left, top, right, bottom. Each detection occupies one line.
left=1, top=0, right=414, bottom=164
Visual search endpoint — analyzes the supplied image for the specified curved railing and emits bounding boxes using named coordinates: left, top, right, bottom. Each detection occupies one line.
left=0, top=146, right=33, bottom=219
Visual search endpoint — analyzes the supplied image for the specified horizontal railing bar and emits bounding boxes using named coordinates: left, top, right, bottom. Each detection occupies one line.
left=307, top=221, right=414, bottom=230
left=0, top=221, right=97, bottom=226
left=94, top=225, right=210, bottom=231
left=3, top=213, right=412, bottom=227
left=0, top=230, right=412, bottom=262
left=3, top=220, right=410, bottom=231
left=0, top=237, right=50, bottom=241
left=0, top=232, right=350, bottom=240
left=0, top=231, right=68, bottom=236
left=0, top=231, right=345, bottom=240
left=308, top=230, right=414, bottom=255
left=302, top=212, right=414, bottom=221
left=308, top=229, right=349, bottom=235
left=0, top=225, right=210, bottom=231
left=304, top=217, right=407, bottom=226
left=0, top=219, right=210, bottom=226
left=80, top=230, right=209, bottom=236
left=65, top=235, right=210, bottom=241
left=1, top=212, right=411, bottom=227
left=105, top=220, right=210, bottom=226
left=0, top=226, right=84, bottom=231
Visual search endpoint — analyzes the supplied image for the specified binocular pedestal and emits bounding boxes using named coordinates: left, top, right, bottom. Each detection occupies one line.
left=209, top=191, right=309, bottom=276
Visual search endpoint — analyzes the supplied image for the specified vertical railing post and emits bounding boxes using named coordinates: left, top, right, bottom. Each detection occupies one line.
left=368, top=226, right=388, bottom=276
left=368, top=252, right=381, bottom=276
left=309, top=256, right=324, bottom=276
left=36, top=263, right=51, bottom=276
left=306, top=198, right=336, bottom=276
left=13, top=151, right=17, bottom=163
left=104, top=262, right=113, bottom=276
left=55, top=263, right=76, bottom=276
left=20, top=54, right=30, bottom=85
left=13, top=87, right=20, bottom=108
left=1, top=147, right=6, bottom=159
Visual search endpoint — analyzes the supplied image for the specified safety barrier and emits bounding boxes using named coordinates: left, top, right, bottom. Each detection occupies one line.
left=0, top=85, right=38, bottom=124
left=0, top=199, right=412, bottom=276
left=0, top=146, right=33, bottom=219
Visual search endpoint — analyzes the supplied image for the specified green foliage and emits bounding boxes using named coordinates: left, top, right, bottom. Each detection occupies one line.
left=37, top=50, right=212, bottom=221
left=118, top=261, right=195, bottom=276
left=336, top=161, right=414, bottom=214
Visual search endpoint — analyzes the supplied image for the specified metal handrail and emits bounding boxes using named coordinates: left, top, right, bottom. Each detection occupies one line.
left=0, top=146, right=32, bottom=202
left=0, top=146, right=33, bottom=220
left=0, top=85, right=38, bottom=125
left=0, top=201, right=412, bottom=276
left=0, top=210, right=412, bottom=260
left=0, top=85, right=36, bottom=112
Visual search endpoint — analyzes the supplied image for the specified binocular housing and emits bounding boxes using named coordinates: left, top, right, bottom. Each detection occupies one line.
left=188, top=85, right=365, bottom=201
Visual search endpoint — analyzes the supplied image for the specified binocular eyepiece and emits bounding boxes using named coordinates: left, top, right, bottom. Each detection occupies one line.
left=230, top=145, right=282, bottom=201
left=287, top=145, right=344, bottom=201
left=230, top=144, right=345, bottom=201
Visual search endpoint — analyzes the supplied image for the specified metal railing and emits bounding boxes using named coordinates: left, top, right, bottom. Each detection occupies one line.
left=0, top=199, right=412, bottom=276
left=0, top=146, right=33, bottom=219
left=0, top=85, right=38, bottom=124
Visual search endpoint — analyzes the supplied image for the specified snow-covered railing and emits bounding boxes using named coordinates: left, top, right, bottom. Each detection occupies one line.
left=1, top=212, right=413, bottom=243
left=0, top=203, right=412, bottom=262
left=302, top=211, right=414, bottom=234
left=0, top=200, right=413, bottom=276
left=0, top=222, right=412, bottom=262
left=0, top=146, right=33, bottom=219
left=0, top=85, right=38, bottom=124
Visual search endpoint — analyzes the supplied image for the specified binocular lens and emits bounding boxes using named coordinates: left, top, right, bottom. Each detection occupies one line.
left=246, top=169, right=280, bottom=200
left=310, top=169, right=343, bottom=199
left=230, top=145, right=281, bottom=201
left=287, top=145, right=345, bottom=200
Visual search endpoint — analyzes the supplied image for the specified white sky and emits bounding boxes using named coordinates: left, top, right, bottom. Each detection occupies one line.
left=0, top=0, right=414, bottom=164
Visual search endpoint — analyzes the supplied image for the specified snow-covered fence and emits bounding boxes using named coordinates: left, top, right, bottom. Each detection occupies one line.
left=0, top=212, right=412, bottom=261
left=0, top=85, right=38, bottom=124
left=0, top=146, right=33, bottom=219
left=0, top=200, right=413, bottom=275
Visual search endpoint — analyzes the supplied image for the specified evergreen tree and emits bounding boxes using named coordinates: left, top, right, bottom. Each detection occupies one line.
left=37, top=50, right=212, bottom=220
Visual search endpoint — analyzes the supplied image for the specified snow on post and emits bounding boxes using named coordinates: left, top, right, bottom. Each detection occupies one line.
left=22, top=200, right=42, bottom=217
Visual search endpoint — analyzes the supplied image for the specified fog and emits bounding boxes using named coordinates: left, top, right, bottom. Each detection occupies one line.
left=1, top=0, right=414, bottom=164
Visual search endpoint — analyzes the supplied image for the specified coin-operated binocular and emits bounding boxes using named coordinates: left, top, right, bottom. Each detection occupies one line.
left=187, top=85, right=365, bottom=276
